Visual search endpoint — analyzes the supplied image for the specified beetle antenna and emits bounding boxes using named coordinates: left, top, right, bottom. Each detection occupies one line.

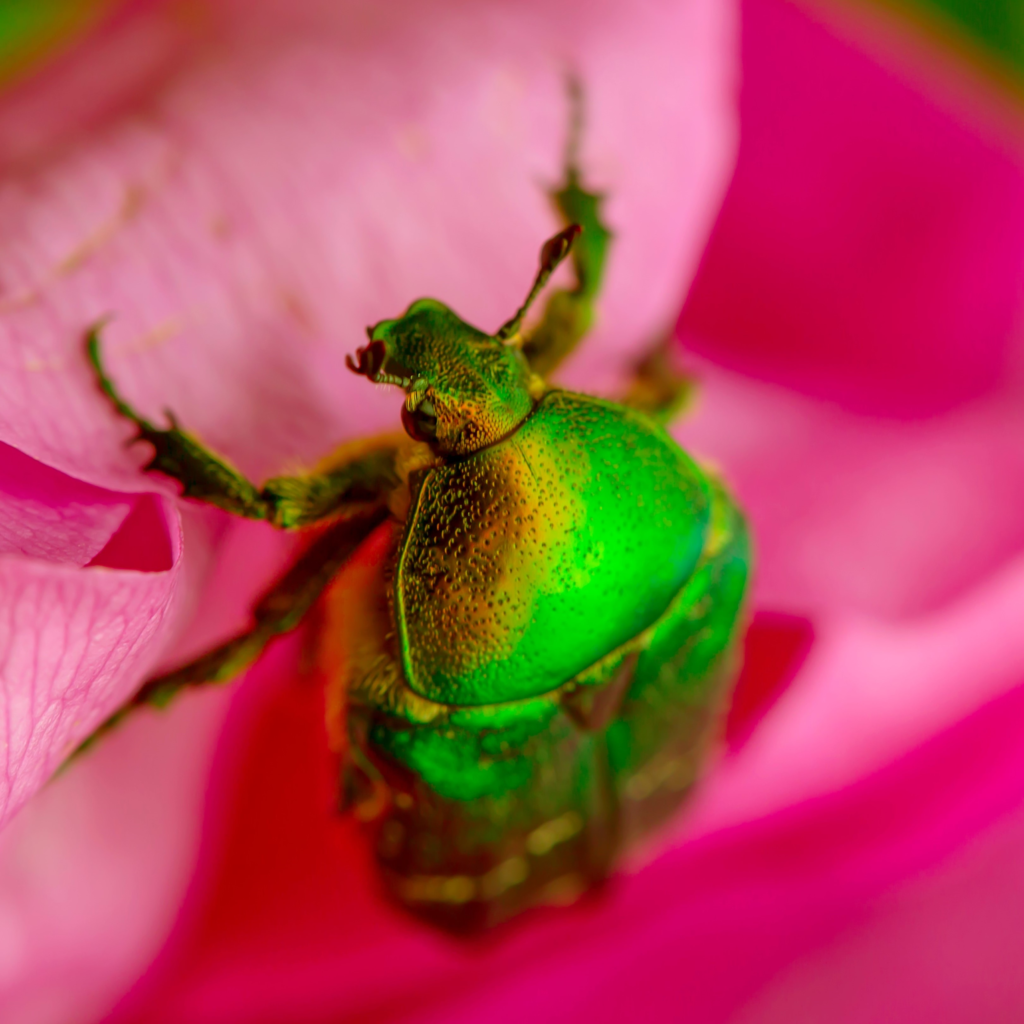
left=496, top=223, right=580, bottom=344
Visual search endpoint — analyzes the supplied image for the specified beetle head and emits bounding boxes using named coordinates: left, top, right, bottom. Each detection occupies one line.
left=348, top=225, right=579, bottom=457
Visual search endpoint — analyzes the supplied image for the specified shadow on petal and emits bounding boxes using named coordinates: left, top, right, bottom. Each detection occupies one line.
left=88, top=493, right=175, bottom=573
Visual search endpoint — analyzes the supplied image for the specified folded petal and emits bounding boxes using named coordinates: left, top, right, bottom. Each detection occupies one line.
left=0, top=474, right=179, bottom=826
left=0, top=440, right=131, bottom=566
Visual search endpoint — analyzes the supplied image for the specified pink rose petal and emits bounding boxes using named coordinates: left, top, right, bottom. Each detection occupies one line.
left=0, top=681, right=229, bottom=1024
left=0, top=464, right=180, bottom=828
left=0, top=440, right=131, bottom=566
left=670, top=0, right=1024, bottom=624
left=677, top=365, right=1024, bottom=619
left=0, top=0, right=741, bottom=1018
left=0, top=497, right=298, bottom=1022
left=686, top=547, right=1024, bottom=839
left=736, top=798, right=1024, bottom=1023
left=0, top=1, right=191, bottom=169
left=0, top=0, right=737, bottom=491
left=105, top=605, right=1024, bottom=1023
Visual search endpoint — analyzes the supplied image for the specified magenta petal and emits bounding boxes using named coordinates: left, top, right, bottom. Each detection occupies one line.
left=103, top=603, right=1024, bottom=1023
left=672, top=0, right=1024, bottom=621
left=687, top=553, right=1024, bottom=840
left=736, top=801, right=1024, bottom=1023
left=680, top=0, right=1024, bottom=416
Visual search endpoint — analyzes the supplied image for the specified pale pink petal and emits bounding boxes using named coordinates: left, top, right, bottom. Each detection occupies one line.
left=0, top=499, right=299, bottom=1021
left=677, top=366, right=1024, bottom=619
left=0, top=472, right=180, bottom=828
left=0, top=685, right=228, bottom=1024
left=0, top=0, right=737, bottom=490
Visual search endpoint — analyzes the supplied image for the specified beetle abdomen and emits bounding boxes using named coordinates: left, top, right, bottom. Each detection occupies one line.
left=334, top=473, right=749, bottom=932
left=395, top=390, right=711, bottom=706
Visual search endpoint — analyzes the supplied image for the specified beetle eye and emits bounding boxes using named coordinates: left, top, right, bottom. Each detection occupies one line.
left=402, top=398, right=438, bottom=443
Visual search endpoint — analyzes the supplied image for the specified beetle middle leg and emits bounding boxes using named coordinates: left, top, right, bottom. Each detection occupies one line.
left=72, top=502, right=389, bottom=760
left=618, top=330, right=695, bottom=425
left=520, top=79, right=612, bottom=379
left=87, top=327, right=400, bottom=529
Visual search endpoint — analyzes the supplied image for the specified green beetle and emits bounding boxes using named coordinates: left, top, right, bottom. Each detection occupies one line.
left=81, top=121, right=750, bottom=932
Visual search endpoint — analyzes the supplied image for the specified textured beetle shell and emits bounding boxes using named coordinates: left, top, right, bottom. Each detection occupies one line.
left=396, top=391, right=711, bottom=705
left=321, top=388, right=750, bottom=930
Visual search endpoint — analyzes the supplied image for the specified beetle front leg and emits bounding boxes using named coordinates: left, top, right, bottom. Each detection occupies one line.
left=87, top=327, right=399, bottom=528
left=521, top=82, right=612, bottom=379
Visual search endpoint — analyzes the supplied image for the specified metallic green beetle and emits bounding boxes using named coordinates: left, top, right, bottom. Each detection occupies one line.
left=82, top=124, right=750, bottom=932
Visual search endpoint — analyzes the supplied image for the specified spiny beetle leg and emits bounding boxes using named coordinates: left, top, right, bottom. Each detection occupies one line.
left=521, top=80, right=613, bottom=379
left=69, top=503, right=389, bottom=762
left=560, top=652, right=638, bottom=733
left=87, top=326, right=399, bottom=528
left=87, top=326, right=268, bottom=518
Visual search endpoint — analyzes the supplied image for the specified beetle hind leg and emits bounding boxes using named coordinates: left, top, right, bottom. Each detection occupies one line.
left=69, top=503, right=389, bottom=762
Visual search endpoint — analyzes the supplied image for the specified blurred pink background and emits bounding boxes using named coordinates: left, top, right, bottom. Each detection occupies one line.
left=0, top=0, right=1022, bottom=1021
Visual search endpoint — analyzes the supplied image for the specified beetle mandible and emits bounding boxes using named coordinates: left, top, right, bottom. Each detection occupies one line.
left=81, top=98, right=751, bottom=932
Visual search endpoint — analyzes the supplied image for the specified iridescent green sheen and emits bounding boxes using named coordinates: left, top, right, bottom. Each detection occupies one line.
left=80, top=121, right=753, bottom=931
left=366, top=300, right=535, bottom=456
left=396, top=390, right=710, bottom=705
left=337, top=210, right=752, bottom=928
left=356, top=472, right=748, bottom=929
